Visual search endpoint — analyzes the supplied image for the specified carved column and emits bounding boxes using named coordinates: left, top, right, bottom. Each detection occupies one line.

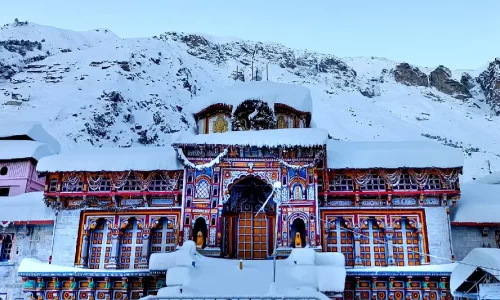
left=354, top=227, right=363, bottom=267
left=138, top=227, right=152, bottom=269
left=76, top=228, right=91, bottom=268
left=107, top=228, right=122, bottom=269
left=417, top=225, right=425, bottom=264
left=385, top=227, right=395, bottom=266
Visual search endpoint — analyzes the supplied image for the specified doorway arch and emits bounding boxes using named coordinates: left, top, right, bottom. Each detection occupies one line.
left=290, top=218, right=307, bottom=248
left=192, top=217, right=207, bottom=249
left=222, top=176, right=275, bottom=259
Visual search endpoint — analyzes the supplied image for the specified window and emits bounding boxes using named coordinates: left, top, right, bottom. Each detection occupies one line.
left=0, top=167, right=7, bottom=176
left=329, top=175, right=354, bottom=191
left=359, top=218, right=386, bottom=267
left=120, top=219, right=143, bottom=269
left=0, top=188, right=9, bottom=197
left=393, top=218, right=421, bottom=266
left=48, top=178, right=58, bottom=192
left=151, top=218, right=177, bottom=254
left=424, top=175, right=443, bottom=190
left=394, top=173, right=418, bottom=190
left=360, top=175, right=386, bottom=191
left=87, top=174, right=111, bottom=192
left=89, top=220, right=112, bottom=269
left=0, top=234, right=13, bottom=261
left=292, top=184, right=303, bottom=200
left=325, top=218, right=354, bottom=266
left=195, top=179, right=210, bottom=199
left=118, top=175, right=142, bottom=192
left=61, top=174, right=83, bottom=192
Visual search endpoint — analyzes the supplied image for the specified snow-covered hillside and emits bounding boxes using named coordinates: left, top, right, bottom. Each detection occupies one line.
left=1, top=21, right=499, bottom=181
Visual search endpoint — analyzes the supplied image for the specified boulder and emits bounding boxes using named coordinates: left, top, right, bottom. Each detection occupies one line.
left=430, top=65, right=472, bottom=100
left=392, top=63, right=429, bottom=87
left=460, top=72, right=476, bottom=90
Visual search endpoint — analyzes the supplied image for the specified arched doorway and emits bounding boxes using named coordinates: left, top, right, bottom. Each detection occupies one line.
left=290, top=218, right=306, bottom=248
left=192, top=217, right=207, bottom=249
left=222, top=176, right=275, bottom=259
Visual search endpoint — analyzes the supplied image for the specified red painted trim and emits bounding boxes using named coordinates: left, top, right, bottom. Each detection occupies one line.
left=451, top=222, right=500, bottom=226
left=12, top=220, right=54, bottom=225
left=319, top=190, right=459, bottom=197
left=45, top=191, right=182, bottom=197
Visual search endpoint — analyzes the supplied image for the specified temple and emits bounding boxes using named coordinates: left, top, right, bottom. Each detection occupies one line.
left=15, top=81, right=470, bottom=300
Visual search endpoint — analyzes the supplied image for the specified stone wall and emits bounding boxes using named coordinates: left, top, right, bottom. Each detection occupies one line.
left=451, top=225, right=500, bottom=261
left=0, top=225, right=54, bottom=300
left=51, top=210, right=81, bottom=266
left=425, top=207, right=453, bottom=264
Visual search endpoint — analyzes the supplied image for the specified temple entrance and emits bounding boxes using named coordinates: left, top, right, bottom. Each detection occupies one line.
left=222, top=176, right=275, bottom=259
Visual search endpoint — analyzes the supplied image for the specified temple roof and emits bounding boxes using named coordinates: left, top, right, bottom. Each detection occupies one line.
left=174, top=128, right=329, bottom=147
left=187, top=81, right=313, bottom=115
left=0, top=122, right=61, bottom=153
left=0, top=192, right=55, bottom=224
left=326, top=140, right=464, bottom=169
left=451, top=183, right=500, bottom=224
left=0, top=140, right=56, bottom=161
left=37, top=146, right=183, bottom=172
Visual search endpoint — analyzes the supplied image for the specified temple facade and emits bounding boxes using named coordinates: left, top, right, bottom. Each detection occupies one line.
left=17, top=82, right=466, bottom=300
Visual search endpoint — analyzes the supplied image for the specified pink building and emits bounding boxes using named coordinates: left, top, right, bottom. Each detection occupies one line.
left=0, top=123, right=60, bottom=196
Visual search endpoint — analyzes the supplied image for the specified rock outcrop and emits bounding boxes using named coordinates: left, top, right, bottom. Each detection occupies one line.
left=478, top=58, right=500, bottom=115
left=391, top=63, right=429, bottom=87
left=429, top=65, right=472, bottom=100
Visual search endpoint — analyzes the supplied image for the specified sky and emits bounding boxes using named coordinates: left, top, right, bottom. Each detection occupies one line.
left=1, top=0, right=498, bottom=70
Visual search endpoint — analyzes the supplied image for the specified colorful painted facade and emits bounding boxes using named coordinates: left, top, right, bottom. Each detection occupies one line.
left=18, top=82, right=464, bottom=300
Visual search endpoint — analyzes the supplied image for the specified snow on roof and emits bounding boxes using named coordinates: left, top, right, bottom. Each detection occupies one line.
left=0, top=192, right=55, bottom=222
left=451, top=183, right=500, bottom=224
left=175, top=128, right=329, bottom=147
left=0, top=140, right=56, bottom=161
left=150, top=242, right=345, bottom=296
left=187, top=81, right=313, bottom=115
left=327, top=140, right=463, bottom=169
left=37, top=146, right=182, bottom=172
left=0, top=122, right=61, bottom=153
left=451, top=248, right=500, bottom=295
left=473, top=172, right=500, bottom=184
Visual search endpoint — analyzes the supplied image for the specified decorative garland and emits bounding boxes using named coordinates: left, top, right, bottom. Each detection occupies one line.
left=87, top=173, right=104, bottom=191
left=176, top=148, right=228, bottom=170
left=278, top=150, right=324, bottom=170
left=62, top=172, right=82, bottom=192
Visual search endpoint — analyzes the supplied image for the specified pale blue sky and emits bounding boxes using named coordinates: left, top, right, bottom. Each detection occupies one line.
left=1, top=0, right=498, bottom=69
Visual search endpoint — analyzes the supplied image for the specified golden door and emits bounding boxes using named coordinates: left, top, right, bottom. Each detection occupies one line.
left=237, top=212, right=269, bottom=259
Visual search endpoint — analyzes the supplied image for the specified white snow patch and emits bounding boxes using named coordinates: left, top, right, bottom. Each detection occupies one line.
left=0, top=192, right=55, bottom=222
left=0, top=140, right=56, bottom=161
left=0, top=122, right=61, bottom=153
left=327, top=140, right=463, bottom=169
left=451, top=183, right=500, bottom=224
left=37, top=145, right=182, bottom=172
left=176, top=128, right=328, bottom=147
left=473, top=172, right=500, bottom=184
left=187, top=81, right=313, bottom=114
left=451, top=248, right=500, bottom=295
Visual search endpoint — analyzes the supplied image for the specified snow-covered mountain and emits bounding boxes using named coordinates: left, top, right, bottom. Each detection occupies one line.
left=1, top=20, right=499, bottom=181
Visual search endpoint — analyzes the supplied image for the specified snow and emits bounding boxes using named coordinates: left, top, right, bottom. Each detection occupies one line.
left=149, top=244, right=345, bottom=296
left=473, top=172, right=500, bottom=184
left=451, top=248, right=500, bottom=295
left=0, top=140, right=56, bottom=161
left=451, top=183, right=500, bottom=224
left=327, top=140, right=463, bottom=169
left=347, top=263, right=457, bottom=273
left=36, top=146, right=182, bottom=172
left=187, top=81, right=313, bottom=114
left=0, top=192, right=55, bottom=222
left=175, top=128, right=329, bottom=147
left=0, top=122, right=61, bottom=153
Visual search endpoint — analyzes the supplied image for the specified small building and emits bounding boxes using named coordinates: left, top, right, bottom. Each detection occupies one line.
left=0, top=122, right=60, bottom=196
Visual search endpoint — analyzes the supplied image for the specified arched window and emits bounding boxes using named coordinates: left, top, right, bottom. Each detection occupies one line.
left=195, top=179, right=210, bottom=199
left=292, top=184, right=303, bottom=200
left=120, top=218, right=143, bottom=269
left=89, top=219, right=112, bottom=269
left=151, top=218, right=177, bottom=254
left=0, top=234, right=13, bottom=261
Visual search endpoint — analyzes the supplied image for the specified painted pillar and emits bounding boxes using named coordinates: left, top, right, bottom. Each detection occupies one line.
left=76, top=228, right=90, bottom=268
left=417, top=224, right=425, bottom=265
left=107, top=228, right=122, bottom=269
left=138, top=227, right=151, bottom=269
left=385, top=227, right=395, bottom=266
left=354, top=227, right=363, bottom=267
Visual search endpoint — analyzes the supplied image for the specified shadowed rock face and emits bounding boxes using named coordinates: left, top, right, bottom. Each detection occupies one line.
left=429, top=65, right=472, bottom=100
left=392, top=63, right=429, bottom=87
left=478, top=58, right=500, bottom=115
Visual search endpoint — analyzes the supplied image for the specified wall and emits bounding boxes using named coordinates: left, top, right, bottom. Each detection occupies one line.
left=451, top=225, right=500, bottom=261
left=0, top=160, right=44, bottom=196
left=51, top=210, right=81, bottom=266
left=0, top=225, right=54, bottom=300
left=424, top=207, right=453, bottom=264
